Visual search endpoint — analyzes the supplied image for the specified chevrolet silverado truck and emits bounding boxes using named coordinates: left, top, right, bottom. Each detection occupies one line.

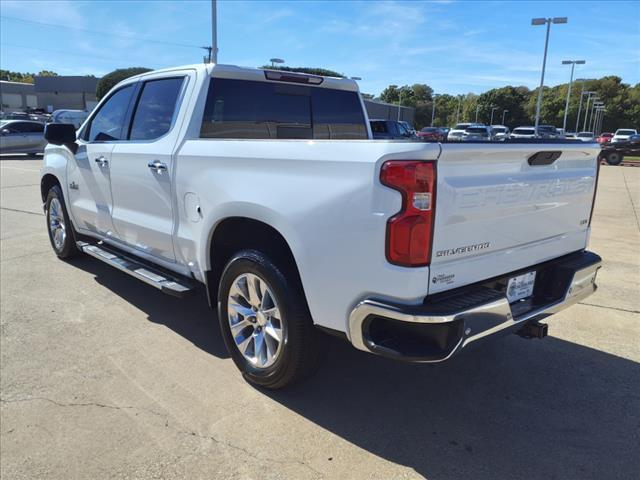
left=40, top=64, right=602, bottom=388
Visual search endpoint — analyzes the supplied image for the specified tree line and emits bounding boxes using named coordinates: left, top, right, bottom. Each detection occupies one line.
left=377, top=76, right=639, bottom=133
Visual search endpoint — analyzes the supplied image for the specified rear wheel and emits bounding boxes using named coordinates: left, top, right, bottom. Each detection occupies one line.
left=605, top=151, right=623, bottom=166
left=218, top=249, right=322, bottom=389
left=45, top=185, right=79, bottom=259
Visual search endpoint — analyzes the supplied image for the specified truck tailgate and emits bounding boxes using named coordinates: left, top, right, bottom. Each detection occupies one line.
left=429, top=143, right=599, bottom=293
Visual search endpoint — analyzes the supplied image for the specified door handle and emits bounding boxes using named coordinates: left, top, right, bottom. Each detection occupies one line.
left=147, top=160, right=168, bottom=173
left=94, top=156, right=109, bottom=168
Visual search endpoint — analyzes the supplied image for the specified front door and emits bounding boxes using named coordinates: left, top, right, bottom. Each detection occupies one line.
left=67, top=83, right=137, bottom=236
left=109, top=75, right=189, bottom=262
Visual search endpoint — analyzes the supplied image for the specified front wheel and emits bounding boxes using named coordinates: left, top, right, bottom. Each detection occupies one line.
left=218, top=249, right=322, bottom=389
left=45, top=185, right=79, bottom=259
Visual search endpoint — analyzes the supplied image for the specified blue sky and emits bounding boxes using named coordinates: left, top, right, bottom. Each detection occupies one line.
left=1, top=0, right=638, bottom=96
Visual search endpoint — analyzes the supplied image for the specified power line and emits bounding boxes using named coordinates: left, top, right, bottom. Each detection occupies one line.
left=0, top=15, right=203, bottom=50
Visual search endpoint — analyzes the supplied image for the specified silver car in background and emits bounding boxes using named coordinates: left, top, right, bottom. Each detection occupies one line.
left=463, top=125, right=491, bottom=141
left=510, top=127, right=537, bottom=139
left=490, top=125, right=510, bottom=141
left=447, top=122, right=474, bottom=141
left=0, top=120, right=47, bottom=155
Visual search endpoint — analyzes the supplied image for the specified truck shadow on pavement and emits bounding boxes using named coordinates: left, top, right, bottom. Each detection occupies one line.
left=72, top=256, right=640, bottom=480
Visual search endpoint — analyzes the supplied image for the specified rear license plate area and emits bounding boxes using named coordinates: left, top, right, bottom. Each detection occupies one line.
left=506, top=271, right=536, bottom=303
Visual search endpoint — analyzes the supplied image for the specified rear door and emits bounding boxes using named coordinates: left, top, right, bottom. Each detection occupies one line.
left=109, top=72, right=192, bottom=262
left=429, top=142, right=599, bottom=293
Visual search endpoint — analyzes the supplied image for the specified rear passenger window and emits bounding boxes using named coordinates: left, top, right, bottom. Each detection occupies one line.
left=130, top=77, right=185, bottom=141
left=200, top=78, right=367, bottom=140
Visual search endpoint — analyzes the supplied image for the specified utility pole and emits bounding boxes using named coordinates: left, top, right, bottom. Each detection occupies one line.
left=531, top=17, right=567, bottom=136
left=561, top=60, right=585, bottom=132
left=502, top=109, right=508, bottom=125
left=475, top=104, right=482, bottom=123
left=456, top=95, right=462, bottom=124
left=210, top=0, right=218, bottom=63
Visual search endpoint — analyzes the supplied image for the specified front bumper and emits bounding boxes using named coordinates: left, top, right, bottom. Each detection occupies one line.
left=348, top=251, right=601, bottom=362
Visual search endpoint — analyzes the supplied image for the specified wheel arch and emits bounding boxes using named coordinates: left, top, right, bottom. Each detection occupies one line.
left=205, top=216, right=309, bottom=316
left=41, top=173, right=62, bottom=202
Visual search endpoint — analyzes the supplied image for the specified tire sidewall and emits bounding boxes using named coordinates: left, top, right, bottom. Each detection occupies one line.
left=606, top=152, right=623, bottom=166
left=218, top=251, right=296, bottom=386
left=45, top=185, right=76, bottom=258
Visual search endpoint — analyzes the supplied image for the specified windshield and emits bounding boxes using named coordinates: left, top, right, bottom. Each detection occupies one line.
left=578, top=133, right=594, bottom=138
left=492, top=127, right=507, bottom=133
left=421, top=127, right=438, bottom=132
left=616, top=130, right=636, bottom=135
left=513, top=128, right=535, bottom=135
left=466, top=127, right=488, bottom=134
left=454, top=123, right=470, bottom=130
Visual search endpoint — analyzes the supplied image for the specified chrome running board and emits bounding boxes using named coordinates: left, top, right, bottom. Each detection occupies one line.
left=77, top=241, right=195, bottom=298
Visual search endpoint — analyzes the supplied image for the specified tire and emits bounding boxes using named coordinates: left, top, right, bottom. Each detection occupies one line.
left=45, top=185, right=79, bottom=259
left=605, top=151, right=623, bottom=166
left=218, top=249, right=322, bottom=389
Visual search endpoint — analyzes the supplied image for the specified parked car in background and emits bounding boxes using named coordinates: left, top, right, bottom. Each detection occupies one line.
left=416, top=127, right=445, bottom=142
left=611, top=129, right=637, bottom=143
left=370, top=119, right=413, bottom=139
left=463, top=125, right=491, bottom=141
left=510, top=127, right=537, bottom=139
left=555, top=128, right=566, bottom=138
left=565, top=132, right=577, bottom=139
left=576, top=132, right=596, bottom=142
left=51, top=110, right=90, bottom=129
left=490, top=125, right=510, bottom=141
left=538, top=125, right=561, bottom=139
left=0, top=120, right=46, bottom=155
left=447, top=123, right=474, bottom=141
left=599, top=133, right=640, bottom=165
left=596, top=132, right=614, bottom=144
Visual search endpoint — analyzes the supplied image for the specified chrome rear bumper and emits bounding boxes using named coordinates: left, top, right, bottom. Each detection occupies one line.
left=348, top=251, right=601, bottom=362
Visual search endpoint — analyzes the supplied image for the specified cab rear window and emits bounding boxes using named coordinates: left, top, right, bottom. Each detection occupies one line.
left=200, top=78, right=367, bottom=140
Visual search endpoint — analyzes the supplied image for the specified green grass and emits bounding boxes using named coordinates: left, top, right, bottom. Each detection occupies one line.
left=624, top=156, right=640, bottom=162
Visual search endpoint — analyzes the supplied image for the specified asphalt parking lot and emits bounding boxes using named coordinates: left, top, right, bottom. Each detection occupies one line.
left=1, top=155, right=639, bottom=480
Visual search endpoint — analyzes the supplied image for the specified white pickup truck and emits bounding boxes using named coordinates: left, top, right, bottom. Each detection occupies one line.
left=41, top=63, right=602, bottom=388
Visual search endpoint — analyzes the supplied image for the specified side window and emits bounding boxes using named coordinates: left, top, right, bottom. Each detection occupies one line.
left=200, top=79, right=312, bottom=139
left=27, top=123, right=45, bottom=133
left=8, top=122, right=28, bottom=133
left=129, top=77, right=185, bottom=141
left=86, top=84, right=135, bottom=142
left=200, top=78, right=367, bottom=140
left=370, top=121, right=388, bottom=134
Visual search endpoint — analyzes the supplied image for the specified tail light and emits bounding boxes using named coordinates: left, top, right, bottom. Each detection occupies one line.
left=380, top=160, right=437, bottom=266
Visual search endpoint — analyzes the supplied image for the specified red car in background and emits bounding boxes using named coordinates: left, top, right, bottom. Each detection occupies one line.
left=416, top=127, right=445, bottom=142
left=597, top=132, right=614, bottom=144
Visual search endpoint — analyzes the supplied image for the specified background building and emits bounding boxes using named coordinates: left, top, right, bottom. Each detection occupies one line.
left=34, top=76, right=99, bottom=112
left=364, top=99, right=415, bottom=124
left=0, top=81, right=37, bottom=112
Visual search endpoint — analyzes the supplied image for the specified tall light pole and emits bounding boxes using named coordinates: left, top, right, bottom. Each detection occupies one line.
left=456, top=95, right=463, bottom=124
left=575, top=88, right=593, bottom=133
left=397, top=91, right=403, bottom=121
left=210, top=0, right=218, bottom=63
left=430, top=94, right=439, bottom=127
left=531, top=17, right=567, bottom=136
left=489, top=107, right=499, bottom=125
left=475, top=104, right=482, bottom=123
left=270, top=58, right=285, bottom=68
left=502, top=109, right=509, bottom=125
left=583, top=92, right=597, bottom=132
left=590, top=102, right=603, bottom=132
left=561, top=59, right=585, bottom=132
left=586, top=97, right=600, bottom=132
